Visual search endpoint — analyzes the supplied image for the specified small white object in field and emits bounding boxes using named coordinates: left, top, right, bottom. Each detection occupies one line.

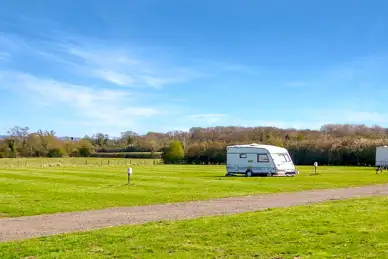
left=127, top=168, right=133, bottom=185
left=313, top=162, right=318, bottom=174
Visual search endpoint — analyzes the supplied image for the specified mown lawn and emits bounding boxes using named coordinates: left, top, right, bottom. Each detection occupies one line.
left=0, top=164, right=387, bottom=217
left=1, top=196, right=388, bottom=258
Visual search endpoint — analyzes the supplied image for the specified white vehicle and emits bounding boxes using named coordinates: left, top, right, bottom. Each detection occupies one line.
left=376, top=146, right=388, bottom=173
left=225, top=143, right=299, bottom=177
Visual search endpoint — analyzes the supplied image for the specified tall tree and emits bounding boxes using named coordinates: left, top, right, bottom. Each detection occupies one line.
left=162, top=140, right=185, bottom=164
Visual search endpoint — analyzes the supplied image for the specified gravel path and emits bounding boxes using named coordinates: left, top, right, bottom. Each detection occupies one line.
left=2, top=184, right=388, bottom=242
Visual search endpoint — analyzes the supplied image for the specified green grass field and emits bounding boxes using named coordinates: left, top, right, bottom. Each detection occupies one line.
left=1, top=196, right=388, bottom=258
left=1, top=162, right=387, bottom=217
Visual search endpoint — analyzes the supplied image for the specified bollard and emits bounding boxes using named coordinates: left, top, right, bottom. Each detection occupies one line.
left=127, top=167, right=133, bottom=185
left=313, top=162, right=318, bottom=174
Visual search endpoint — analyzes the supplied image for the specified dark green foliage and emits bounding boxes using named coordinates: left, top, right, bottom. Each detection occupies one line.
left=162, top=140, right=185, bottom=164
left=47, top=148, right=66, bottom=158
left=77, top=139, right=95, bottom=157
left=5, top=138, right=16, bottom=154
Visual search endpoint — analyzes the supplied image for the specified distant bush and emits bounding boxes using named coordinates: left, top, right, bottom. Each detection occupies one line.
left=162, top=140, right=185, bottom=164
left=47, top=148, right=66, bottom=158
left=78, top=139, right=95, bottom=157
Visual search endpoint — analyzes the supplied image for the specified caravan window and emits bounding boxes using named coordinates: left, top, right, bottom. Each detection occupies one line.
left=239, top=153, right=247, bottom=158
left=257, top=154, right=269, bottom=162
left=277, top=154, right=291, bottom=162
left=278, top=154, right=287, bottom=162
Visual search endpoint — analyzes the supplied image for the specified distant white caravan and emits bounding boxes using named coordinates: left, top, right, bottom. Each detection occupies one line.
left=375, top=146, right=388, bottom=173
left=225, top=143, right=299, bottom=177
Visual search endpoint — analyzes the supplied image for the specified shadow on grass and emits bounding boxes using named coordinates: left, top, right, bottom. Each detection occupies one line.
left=201, top=175, right=269, bottom=178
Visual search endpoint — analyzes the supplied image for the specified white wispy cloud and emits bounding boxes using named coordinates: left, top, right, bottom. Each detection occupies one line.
left=38, top=38, right=207, bottom=88
left=7, top=20, right=388, bottom=134
left=0, top=71, right=160, bottom=128
left=0, top=29, right=253, bottom=134
left=0, top=30, right=210, bottom=89
left=0, top=27, right=260, bottom=92
left=92, top=69, right=136, bottom=86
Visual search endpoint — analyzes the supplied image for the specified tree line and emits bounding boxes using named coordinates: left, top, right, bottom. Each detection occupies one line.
left=1, top=124, right=387, bottom=165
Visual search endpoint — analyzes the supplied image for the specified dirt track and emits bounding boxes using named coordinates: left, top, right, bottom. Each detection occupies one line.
left=1, top=184, right=388, bottom=242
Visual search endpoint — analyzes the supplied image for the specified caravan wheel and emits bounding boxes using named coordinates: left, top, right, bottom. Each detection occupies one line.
left=245, top=170, right=253, bottom=177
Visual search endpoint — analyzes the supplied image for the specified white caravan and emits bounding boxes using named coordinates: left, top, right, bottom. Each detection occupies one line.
left=376, top=146, right=388, bottom=173
left=225, top=143, right=299, bottom=177
left=376, top=146, right=388, bottom=167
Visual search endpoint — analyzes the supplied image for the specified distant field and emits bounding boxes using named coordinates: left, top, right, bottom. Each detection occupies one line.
left=1, top=164, right=387, bottom=217
left=1, top=196, right=388, bottom=258
left=0, top=157, right=160, bottom=167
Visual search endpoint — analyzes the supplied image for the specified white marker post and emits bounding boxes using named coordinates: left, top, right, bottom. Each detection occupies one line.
left=313, top=162, right=318, bottom=174
left=127, top=167, right=133, bottom=185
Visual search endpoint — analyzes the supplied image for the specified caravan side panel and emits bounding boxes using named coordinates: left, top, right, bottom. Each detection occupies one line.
left=226, top=147, right=276, bottom=174
left=376, top=147, right=388, bottom=166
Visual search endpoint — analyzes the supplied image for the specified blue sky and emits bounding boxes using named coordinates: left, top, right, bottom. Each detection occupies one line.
left=1, top=0, right=388, bottom=137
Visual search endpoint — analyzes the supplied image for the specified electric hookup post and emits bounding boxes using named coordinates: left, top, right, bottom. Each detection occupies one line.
left=313, top=162, right=318, bottom=174
left=127, top=168, right=133, bottom=185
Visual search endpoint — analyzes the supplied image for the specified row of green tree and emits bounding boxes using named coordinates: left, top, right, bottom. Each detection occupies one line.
left=1, top=124, right=387, bottom=165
